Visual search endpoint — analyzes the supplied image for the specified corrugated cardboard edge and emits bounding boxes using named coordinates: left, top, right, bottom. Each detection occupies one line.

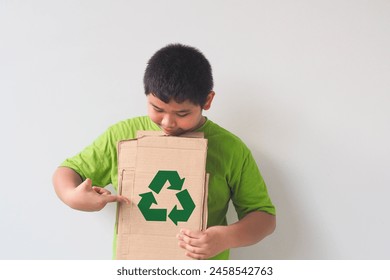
left=136, top=130, right=205, bottom=138
left=202, top=173, right=209, bottom=230
left=116, top=139, right=135, bottom=236
left=116, top=139, right=137, bottom=258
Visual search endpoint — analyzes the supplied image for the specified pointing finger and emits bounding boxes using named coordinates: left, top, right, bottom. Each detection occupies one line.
left=104, top=195, right=130, bottom=204
left=118, top=195, right=131, bottom=204
left=92, top=186, right=112, bottom=195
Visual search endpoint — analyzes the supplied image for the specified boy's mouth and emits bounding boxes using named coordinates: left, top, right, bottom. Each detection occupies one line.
left=161, top=127, right=175, bottom=134
left=161, top=127, right=183, bottom=136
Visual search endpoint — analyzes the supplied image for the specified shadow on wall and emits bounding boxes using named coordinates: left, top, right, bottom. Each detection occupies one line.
left=233, top=152, right=306, bottom=259
left=219, top=86, right=305, bottom=259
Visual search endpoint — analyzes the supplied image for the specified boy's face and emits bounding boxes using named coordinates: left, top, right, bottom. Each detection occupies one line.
left=147, top=93, right=214, bottom=136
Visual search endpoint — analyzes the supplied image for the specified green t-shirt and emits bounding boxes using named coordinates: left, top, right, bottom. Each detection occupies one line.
left=61, top=116, right=275, bottom=259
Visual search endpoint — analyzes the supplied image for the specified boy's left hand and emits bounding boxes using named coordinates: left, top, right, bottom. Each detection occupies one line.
left=177, top=226, right=227, bottom=259
left=177, top=212, right=276, bottom=259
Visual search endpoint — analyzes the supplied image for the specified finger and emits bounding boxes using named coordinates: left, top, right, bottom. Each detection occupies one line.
left=178, top=234, right=202, bottom=248
left=79, top=178, right=93, bottom=190
left=180, top=228, right=203, bottom=239
left=177, top=234, right=204, bottom=248
left=104, top=195, right=130, bottom=204
left=178, top=229, right=204, bottom=247
left=178, top=241, right=200, bottom=253
left=103, top=195, right=121, bottom=203
left=91, top=187, right=129, bottom=204
left=185, top=251, right=207, bottom=260
left=176, top=233, right=184, bottom=241
left=117, top=195, right=131, bottom=204
left=92, top=186, right=112, bottom=195
left=178, top=241, right=206, bottom=260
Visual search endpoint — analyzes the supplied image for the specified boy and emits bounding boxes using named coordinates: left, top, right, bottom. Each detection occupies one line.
left=53, top=43, right=276, bottom=260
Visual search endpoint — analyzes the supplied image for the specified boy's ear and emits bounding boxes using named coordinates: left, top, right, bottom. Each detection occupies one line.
left=203, top=91, right=215, bottom=110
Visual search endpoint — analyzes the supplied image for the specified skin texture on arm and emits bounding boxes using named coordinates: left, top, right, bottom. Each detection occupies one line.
left=177, top=211, right=276, bottom=259
left=53, top=166, right=129, bottom=212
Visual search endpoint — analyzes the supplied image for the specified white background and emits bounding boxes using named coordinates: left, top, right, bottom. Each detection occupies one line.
left=1, top=0, right=389, bottom=259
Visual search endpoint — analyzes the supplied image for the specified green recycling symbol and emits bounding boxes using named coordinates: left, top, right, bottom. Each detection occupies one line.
left=137, top=170, right=196, bottom=225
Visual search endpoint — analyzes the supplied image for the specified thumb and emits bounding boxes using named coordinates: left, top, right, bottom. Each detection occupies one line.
left=79, top=178, right=93, bottom=190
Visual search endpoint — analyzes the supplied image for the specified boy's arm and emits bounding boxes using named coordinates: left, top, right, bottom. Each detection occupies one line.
left=53, top=166, right=129, bottom=212
left=177, top=211, right=276, bottom=259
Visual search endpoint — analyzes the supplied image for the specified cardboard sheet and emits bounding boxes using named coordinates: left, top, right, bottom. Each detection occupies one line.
left=116, top=131, right=208, bottom=259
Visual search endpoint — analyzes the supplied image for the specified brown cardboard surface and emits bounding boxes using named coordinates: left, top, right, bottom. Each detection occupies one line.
left=116, top=131, right=208, bottom=259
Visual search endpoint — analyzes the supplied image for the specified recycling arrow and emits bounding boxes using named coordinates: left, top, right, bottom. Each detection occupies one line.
left=137, top=170, right=195, bottom=225
left=148, top=170, right=185, bottom=193
left=168, top=189, right=196, bottom=225
left=138, top=192, right=167, bottom=221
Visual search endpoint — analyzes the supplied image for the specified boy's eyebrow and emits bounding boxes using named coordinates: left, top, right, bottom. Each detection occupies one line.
left=150, top=102, right=161, bottom=109
left=150, top=102, right=192, bottom=113
left=175, top=109, right=192, bottom=113
left=149, top=102, right=164, bottom=111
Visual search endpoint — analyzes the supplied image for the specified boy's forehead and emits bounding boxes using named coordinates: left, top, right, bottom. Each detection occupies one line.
left=147, top=94, right=200, bottom=110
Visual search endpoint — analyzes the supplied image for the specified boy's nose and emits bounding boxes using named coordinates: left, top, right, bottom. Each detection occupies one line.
left=161, top=114, right=176, bottom=128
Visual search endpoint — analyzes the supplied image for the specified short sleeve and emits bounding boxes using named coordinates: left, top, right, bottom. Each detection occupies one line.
left=60, top=127, right=115, bottom=187
left=230, top=150, right=276, bottom=219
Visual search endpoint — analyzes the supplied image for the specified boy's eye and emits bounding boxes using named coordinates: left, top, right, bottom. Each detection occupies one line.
left=177, top=113, right=190, bottom=117
left=153, top=107, right=163, bottom=112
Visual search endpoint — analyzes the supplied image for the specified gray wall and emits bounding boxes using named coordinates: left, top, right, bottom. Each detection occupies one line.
left=1, top=0, right=389, bottom=259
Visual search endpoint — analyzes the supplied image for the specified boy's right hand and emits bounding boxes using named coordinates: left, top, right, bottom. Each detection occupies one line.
left=69, top=178, right=130, bottom=211
left=53, top=167, right=130, bottom=212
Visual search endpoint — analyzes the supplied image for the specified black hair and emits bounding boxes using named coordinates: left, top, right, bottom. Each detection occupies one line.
left=143, top=43, right=213, bottom=106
